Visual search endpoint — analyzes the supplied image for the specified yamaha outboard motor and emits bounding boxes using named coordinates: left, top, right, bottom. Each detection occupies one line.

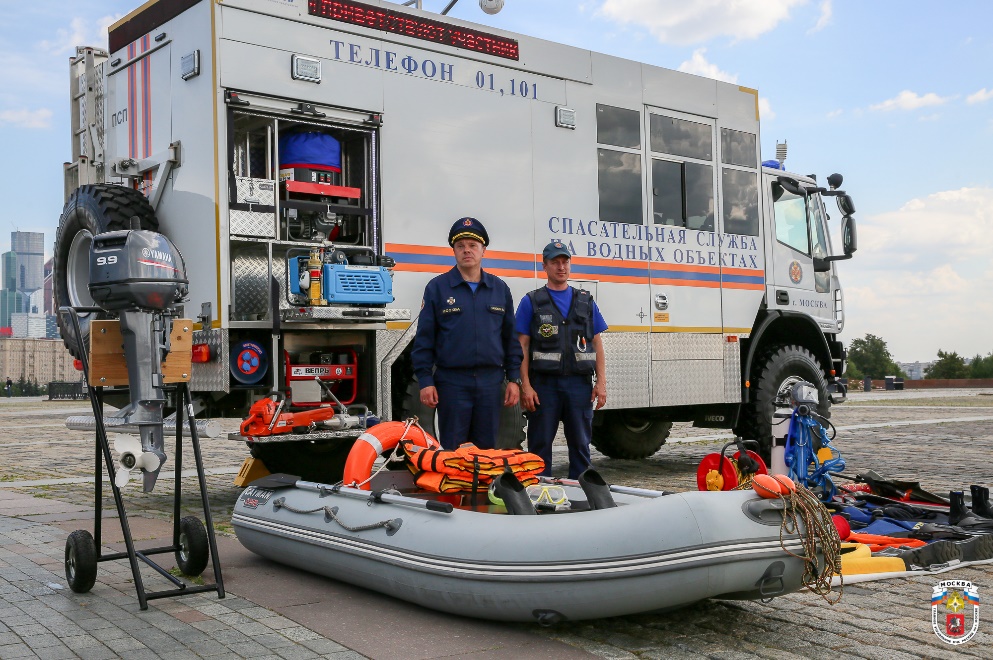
left=88, top=230, right=189, bottom=492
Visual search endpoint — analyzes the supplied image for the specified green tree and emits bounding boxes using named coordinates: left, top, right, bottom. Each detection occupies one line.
left=847, top=334, right=905, bottom=379
left=970, top=353, right=993, bottom=379
left=925, top=350, right=969, bottom=379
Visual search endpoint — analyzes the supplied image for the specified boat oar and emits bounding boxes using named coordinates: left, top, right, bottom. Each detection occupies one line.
left=295, top=480, right=454, bottom=513
left=538, top=476, right=667, bottom=498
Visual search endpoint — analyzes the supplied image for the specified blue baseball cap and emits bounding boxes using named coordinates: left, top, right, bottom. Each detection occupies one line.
left=542, top=240, right=571, bottom=261
left=449, top=217, right=489, bottom=247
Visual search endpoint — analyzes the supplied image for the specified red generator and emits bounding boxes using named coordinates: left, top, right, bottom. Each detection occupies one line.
left=283, top=349, right=357, bottom=407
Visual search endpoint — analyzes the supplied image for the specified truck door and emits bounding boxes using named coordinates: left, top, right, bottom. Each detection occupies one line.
left=766, top=178, right=835, bottom=325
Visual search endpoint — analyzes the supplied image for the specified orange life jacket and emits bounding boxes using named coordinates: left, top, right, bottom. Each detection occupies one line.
left=402, top=442, right=545, bottom=493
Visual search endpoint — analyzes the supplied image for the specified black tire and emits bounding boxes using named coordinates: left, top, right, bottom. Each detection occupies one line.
left=249, top=440, right=352, bottom=483
left=175, top=516, right=210, bottom=576
left=54, top=184, right=159, bottom=358
left=734, top=344, right=830, bottom=462
left=400, top=378, right=524, bottom=449
left=591, top=409, right=672, bottom=459
left=65, top=529, right=98, bottom=593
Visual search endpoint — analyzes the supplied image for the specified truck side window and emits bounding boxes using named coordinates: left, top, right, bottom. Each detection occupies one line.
left=648, top=113, right=715, bottom=231
left=772, top=184, right=810, bottom=254
left=719, top=128, right=759, bottom=236
left=809, top=194, right=831, bottom=292
left=597, top=104, right=643, bottom=224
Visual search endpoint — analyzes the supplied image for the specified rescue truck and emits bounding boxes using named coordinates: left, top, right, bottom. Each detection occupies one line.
left=59, top=0, right=857, bottom=479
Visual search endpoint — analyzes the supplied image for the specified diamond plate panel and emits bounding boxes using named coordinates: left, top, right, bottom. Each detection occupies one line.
left=651, top=333, right=724, bottom=360
left=652, top=360, right=726, bottom=407
left=232, top=248, right=270, bottom=318
left=376, top=323, right=417, bottom=420
left=234, top=177, right=275, bottom=205
left=283, top=307, right=411, bottom=321
left=724, top=338, right=743, bottom=403
left=190, top=328, right=230, bottom=393
left=231, top=210, right=276, bottom=238
left=600, top=333, right=650, bottom=409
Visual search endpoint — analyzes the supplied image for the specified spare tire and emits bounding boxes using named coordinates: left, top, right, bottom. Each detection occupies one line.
left=54, top=185, right=159, bottom=358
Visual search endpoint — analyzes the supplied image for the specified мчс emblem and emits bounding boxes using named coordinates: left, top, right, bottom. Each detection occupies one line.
left=789, top=260, right=803, bottom=284
left=932, top=579, right=980, bottom=644
left=446, top=297, right=456, bottom=305
left=539, top=323, right=555, bottom=338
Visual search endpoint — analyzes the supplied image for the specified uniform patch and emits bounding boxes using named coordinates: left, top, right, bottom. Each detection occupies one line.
left=539, top=323, right=556, bottom=338
left=446, top=297, right=456, bottom=305
left=538, top=314, right=554, bottom=324
left=488, top=305, right=505, bottom=313
left=442, top=307, right=461, bottom=314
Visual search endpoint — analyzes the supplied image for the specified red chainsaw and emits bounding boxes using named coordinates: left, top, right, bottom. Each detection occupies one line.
left=241, top=391, right=354, bottom=436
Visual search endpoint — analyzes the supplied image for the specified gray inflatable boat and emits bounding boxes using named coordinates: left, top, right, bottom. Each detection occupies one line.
left=232, top=468, right=821, bottom=623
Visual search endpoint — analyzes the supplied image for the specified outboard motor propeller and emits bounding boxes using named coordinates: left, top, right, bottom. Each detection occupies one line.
left=88, top=230, right=189, bottom=492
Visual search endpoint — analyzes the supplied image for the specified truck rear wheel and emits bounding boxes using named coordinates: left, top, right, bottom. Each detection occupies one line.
left=591, top=409, right=672, bottom=459
left=400, top=378, right=525, bottom=449
left=734, top=344, right=830, bottom=461
left=54, top=184, right=159, bottom=358
left=249, top=440, right=351, bottom=484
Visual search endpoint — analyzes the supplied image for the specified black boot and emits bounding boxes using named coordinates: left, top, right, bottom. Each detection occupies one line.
left=493, top=471, right=536, bottom=515
left=948, top=491, right=970, bottom=526
left=895, top=540, right=962, bottom=570
left=578, top=468, right=617, bottom=510
left=970, top=485, right=993, bottom=519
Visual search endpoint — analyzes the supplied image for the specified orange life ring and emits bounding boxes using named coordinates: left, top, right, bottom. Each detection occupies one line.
left=342, top=421, right=439, bottom=490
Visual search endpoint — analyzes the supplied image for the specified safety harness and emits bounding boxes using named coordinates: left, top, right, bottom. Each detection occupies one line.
left=402, top=442, right=545, bottom=493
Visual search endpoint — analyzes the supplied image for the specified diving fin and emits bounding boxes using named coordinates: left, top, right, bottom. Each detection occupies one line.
left=494, top=471, right=536, bottom=515
left=578, top=469, right=617, bottom=510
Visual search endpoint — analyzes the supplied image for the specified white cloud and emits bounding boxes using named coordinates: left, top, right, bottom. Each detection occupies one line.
left=676, top=49, right=737, bottom=83
left=808, top=0, right=833, bottom=33
left=827, top=109, right=843, bottom=119
left=37, top=15, right=120, bottom=56
left=967, top=88, right=993, bottom=104
left=759, top=97, right=775, bottom=120
left=841, top=187, right=993, bottom=360
left=869, top=90, right=953, bottom=112
left=597, top=0, right=807, bottom=45
left=0, top=108, right=53, bottom=129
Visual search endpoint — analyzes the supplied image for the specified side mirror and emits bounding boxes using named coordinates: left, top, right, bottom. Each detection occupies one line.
left=777, top=176, right=806, bottom=197
left=837, top=194, right=855, bottom=217
left=813, top=257, right=831, bottom=273
left=841, top=215, right=857, bottom=256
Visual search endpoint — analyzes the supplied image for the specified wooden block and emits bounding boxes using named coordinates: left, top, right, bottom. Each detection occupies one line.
left=88, top=319, right=195, bottom=387
left=233, top=457, right=271, bottom=487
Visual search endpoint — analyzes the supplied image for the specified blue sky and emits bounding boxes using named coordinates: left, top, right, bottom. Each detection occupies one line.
left=1, top=0, right=991, bottom=361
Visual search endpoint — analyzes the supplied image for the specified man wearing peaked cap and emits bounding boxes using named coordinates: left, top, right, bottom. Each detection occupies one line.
left=515, top=240, right=608, bottom=478
left=411, top=217, right=522, bottom=450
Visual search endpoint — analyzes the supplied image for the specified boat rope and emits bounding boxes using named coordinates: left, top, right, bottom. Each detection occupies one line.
left=273, top=498, right=400, bottom=534
left=776, top=484, right=844, bottom=603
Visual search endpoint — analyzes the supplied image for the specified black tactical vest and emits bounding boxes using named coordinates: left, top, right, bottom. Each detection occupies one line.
left=527, top=286, right=596, bottom=376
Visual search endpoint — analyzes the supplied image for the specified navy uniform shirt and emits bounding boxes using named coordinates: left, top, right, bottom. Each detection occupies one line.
left=412, top=267, right=523, bottom=388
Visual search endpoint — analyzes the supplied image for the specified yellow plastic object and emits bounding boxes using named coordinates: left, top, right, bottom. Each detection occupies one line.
left=705, top=470, right=725, bottom=491
left=233, top=457, right=271, bottom=487
left=817, top=447, right=835, bottom=463
left=838, top=543, right=907, bottom=576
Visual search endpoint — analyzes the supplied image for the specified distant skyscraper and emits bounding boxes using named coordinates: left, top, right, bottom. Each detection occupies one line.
left=1, top=251, right=16, bottom=291
left=0, top=290, right=26, bottom=329
left=11, top=232, right=44, bottom=293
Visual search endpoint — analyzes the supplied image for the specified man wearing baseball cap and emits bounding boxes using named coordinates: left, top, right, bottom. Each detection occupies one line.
left=411, top=217, right=522, bottom=450
left=515, top=241, right=608, bottom=478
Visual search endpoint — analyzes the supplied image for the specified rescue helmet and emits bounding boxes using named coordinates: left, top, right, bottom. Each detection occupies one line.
left=449, top=217, right=489, bottom=247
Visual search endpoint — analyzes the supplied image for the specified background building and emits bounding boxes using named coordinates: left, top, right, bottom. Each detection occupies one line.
left=0, top=338, right=78, bottom=385
left=1, top=232, right=55, bottom=338
left=11, top=232, right=44, bottom=293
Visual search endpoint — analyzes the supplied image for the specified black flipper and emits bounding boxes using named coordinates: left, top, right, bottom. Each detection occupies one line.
left=578, top=468, right=617, bottom=510
left=494, top=471, right=536, bottom=515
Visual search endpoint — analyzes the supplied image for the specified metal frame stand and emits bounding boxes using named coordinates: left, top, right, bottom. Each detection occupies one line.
left=62, top=307, right=225, bottom=610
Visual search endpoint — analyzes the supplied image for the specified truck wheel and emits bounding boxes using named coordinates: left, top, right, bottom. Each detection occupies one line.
left=249, top=440, right=351, bottom=483
left=591, top=409, right=672, bottom=459
left=734, top=344, right=830, bottom=462
left=400, top=378, right=524, bottom=449
left=175, top=517, right=210, bottom=577
left=54, top=184, right=159, bottom=358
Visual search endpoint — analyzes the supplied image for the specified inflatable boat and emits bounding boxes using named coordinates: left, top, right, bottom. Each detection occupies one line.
left=233, top=465, right=823, bottom=622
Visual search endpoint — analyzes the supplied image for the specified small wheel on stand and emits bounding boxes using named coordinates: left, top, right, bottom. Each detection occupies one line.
left=65, top=530, right=98, bottom=593
left=176, top=517, right=210, bottom=576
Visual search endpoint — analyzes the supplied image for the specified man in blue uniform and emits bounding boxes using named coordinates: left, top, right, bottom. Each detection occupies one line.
left=411, top=218, right=522, bottom=450
left=516, top=241, right=608, bottom=478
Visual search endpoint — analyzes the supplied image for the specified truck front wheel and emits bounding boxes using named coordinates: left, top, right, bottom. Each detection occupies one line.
left=591, top=409, right=672, bottom=459
left=735, top=344, right=830, bottom=461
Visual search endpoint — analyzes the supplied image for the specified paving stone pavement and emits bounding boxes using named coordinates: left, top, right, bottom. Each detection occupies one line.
left=0, top=391, right=992, bottom=658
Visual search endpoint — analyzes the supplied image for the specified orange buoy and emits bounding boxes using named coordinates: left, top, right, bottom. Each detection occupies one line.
left=342, top=421, right=439, bottom=490
left=771, top=474, right=796, bottom=494
left=752, top=473, right=782, bottom=499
